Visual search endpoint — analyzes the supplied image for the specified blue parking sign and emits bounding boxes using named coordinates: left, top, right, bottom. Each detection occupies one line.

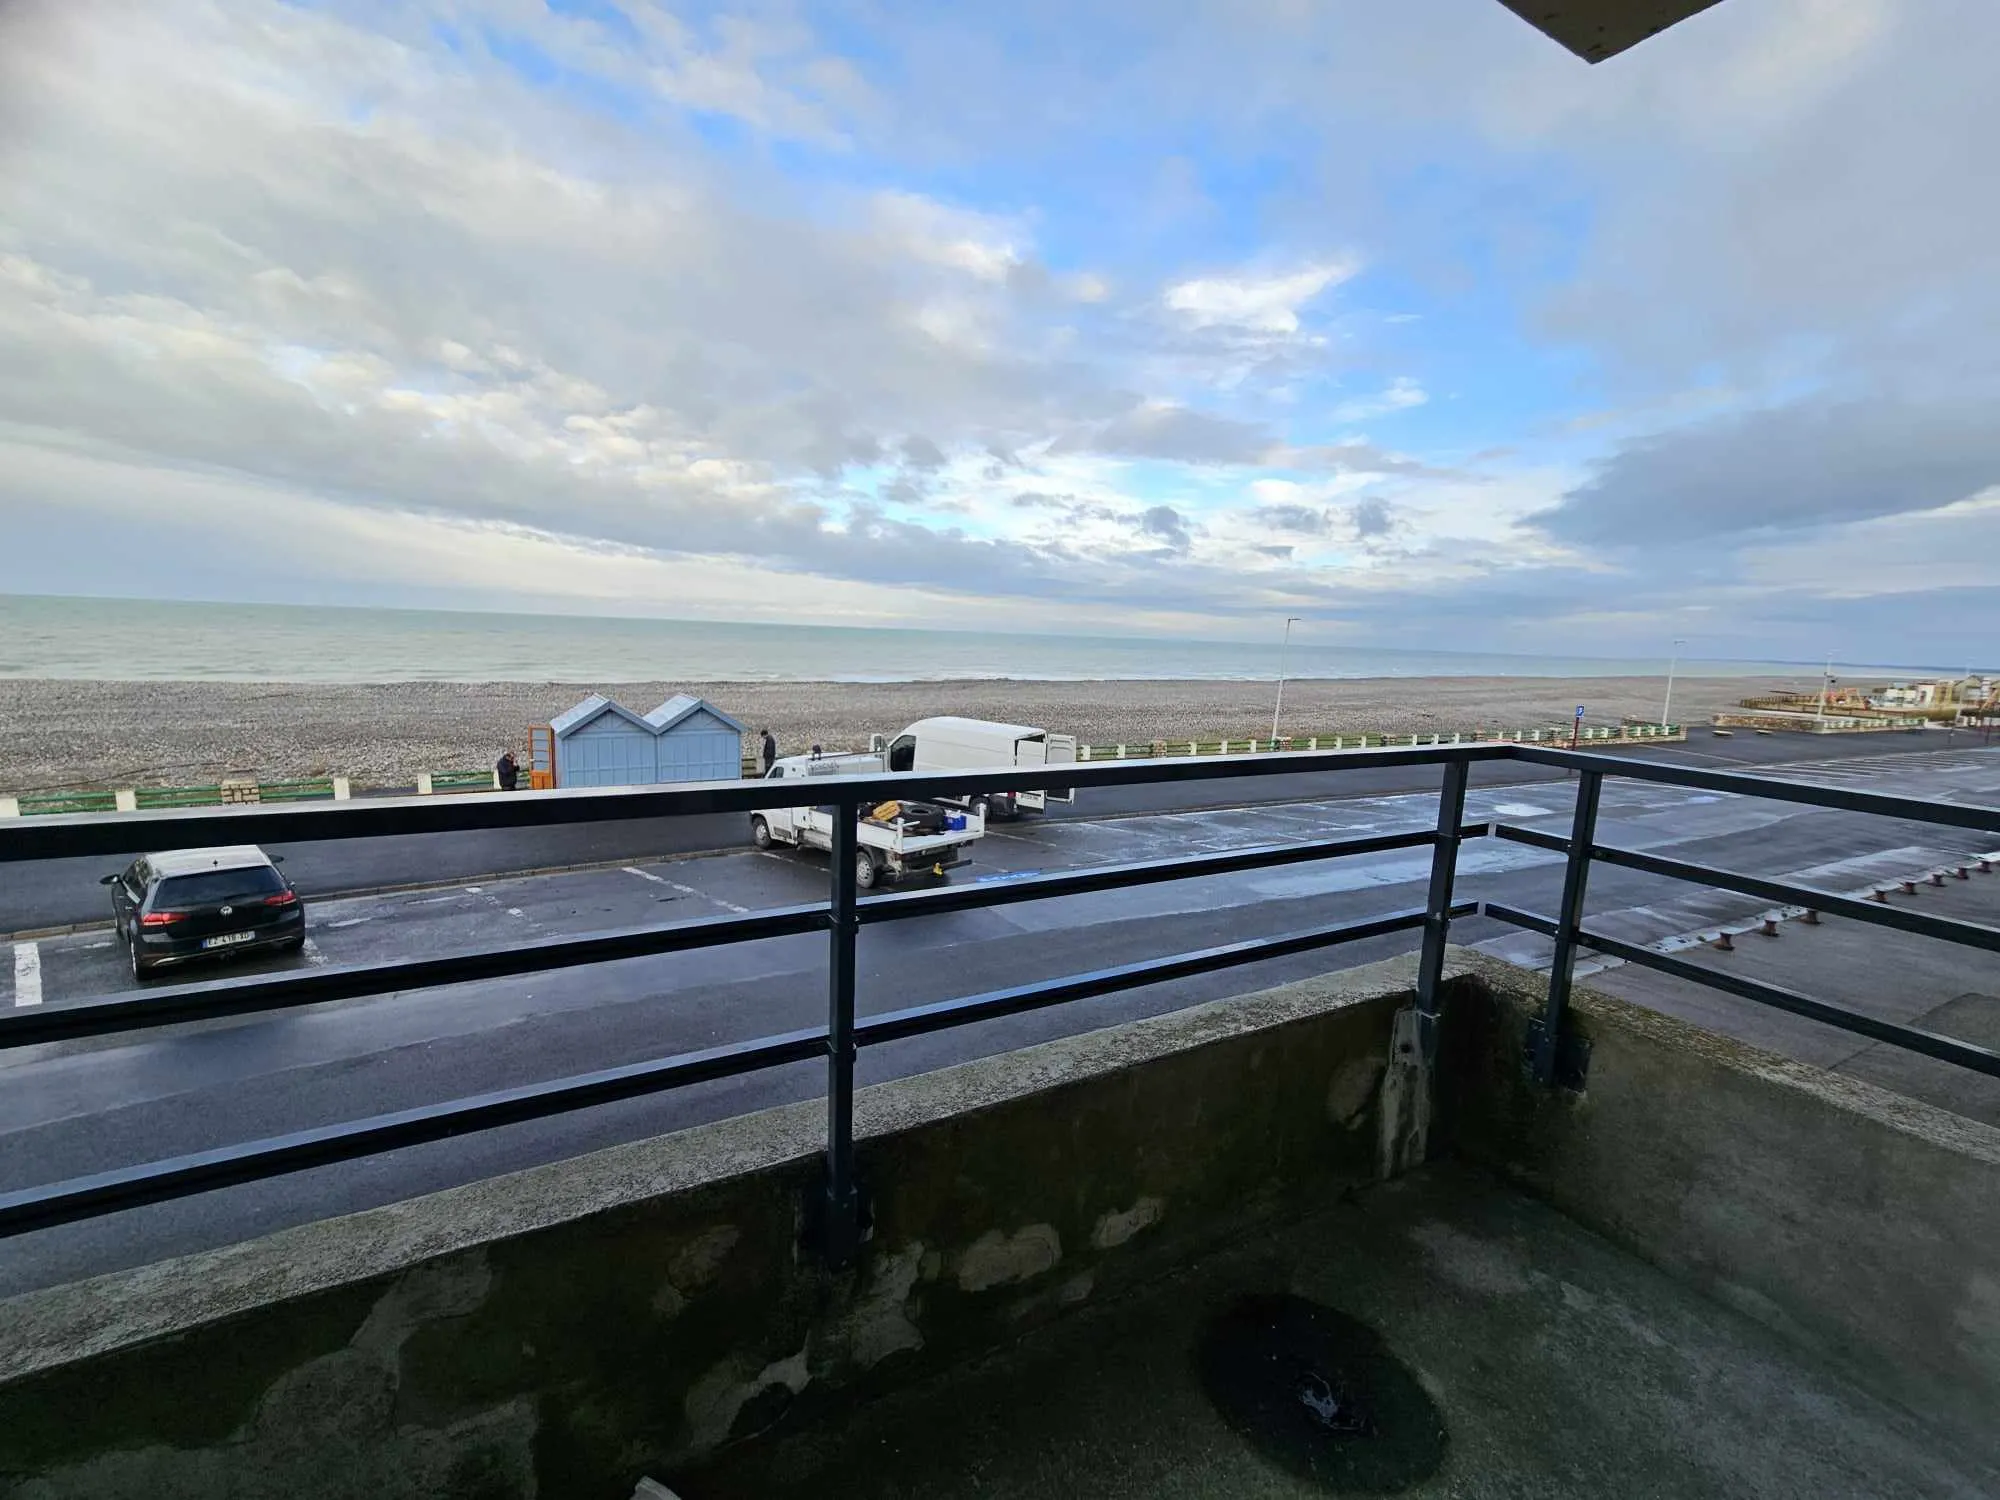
left=1575, top=705, right=1585, bottom=719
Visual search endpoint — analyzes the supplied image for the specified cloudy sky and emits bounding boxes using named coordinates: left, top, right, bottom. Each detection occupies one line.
left=1, top=0, right=1993, bottom=663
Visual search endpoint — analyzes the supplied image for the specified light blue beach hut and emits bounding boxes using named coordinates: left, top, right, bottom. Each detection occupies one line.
left=644, top=695, right=746, bottom=783
left=545, top=692, right=747, bottom=788
left=548, top=695, right=662, bottom=789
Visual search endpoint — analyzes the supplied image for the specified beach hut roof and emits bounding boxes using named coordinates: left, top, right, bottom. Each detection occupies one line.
left=644, top=694, right=746, bottom=734
left=550, top=694, right=656, bottom=737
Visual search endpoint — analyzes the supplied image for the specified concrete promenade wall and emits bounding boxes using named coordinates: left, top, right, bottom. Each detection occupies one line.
left=1444, top=955, right=2000, bottom=1464
left=0, top=957, right=1431, bottom=1499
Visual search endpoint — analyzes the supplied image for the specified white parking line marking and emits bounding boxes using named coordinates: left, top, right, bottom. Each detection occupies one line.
left=680, top=884, right=750, bottom=915
left=301, top=937, right=329, bottom=967
left=12, top=942, right=42, bottom=1007
left=507, top=907, right=525, bottom=918
left=325, top=916, right=370, bottom=929
left=624, top=864, right=750, bottom=914
left=463, top=885, right=484, bottom=894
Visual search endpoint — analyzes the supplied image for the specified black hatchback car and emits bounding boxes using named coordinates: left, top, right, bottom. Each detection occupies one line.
left=104, top=846, right=306, bottom=981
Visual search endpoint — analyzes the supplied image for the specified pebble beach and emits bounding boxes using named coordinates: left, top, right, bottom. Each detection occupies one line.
left=0, top=674, right=1820, bottom=793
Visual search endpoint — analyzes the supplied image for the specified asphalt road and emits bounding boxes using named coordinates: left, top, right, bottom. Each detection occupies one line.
left=0, top=726, right=1967, bottom=937
left=2, top=733, right=1996, bottom=1297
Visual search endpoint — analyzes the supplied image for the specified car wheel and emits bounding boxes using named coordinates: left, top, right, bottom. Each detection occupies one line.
left=854, top=849, right=879, bottom=890
left=969, top=796, right=990, bottom=823
left=283, top=934, right=307, bottom=954
left=751, top=816, right=773, bottom=850
left=129, top=942, right=152, bottom=983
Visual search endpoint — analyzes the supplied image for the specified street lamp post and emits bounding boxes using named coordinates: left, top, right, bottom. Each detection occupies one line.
left=1661, top=638, right=1686, bottom=730
left=1272, top=617, right=1302, bottom=745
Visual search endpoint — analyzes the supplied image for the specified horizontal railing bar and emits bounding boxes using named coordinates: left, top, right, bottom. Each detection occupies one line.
left=1480, top=903, right=2000, bottom=1079
left=1490, top=824, right=2000, bottom=953
left=1481, top=901, right=1558, bottom=936
left=1488, top=823, right=1571, bottom=854
left=1509, top=745, right=2000, bottom=836
left=1588, top=842, right=2000, bottom=955
left=857, top=829, right=1439, bottom=925
left=0, top=902, right=1477, bottom=1234
left=7, top=743, right=1992, bottom=866
left=855, top=902, right=1474, bottom=1047
left=0, top=904, right=829, bottom=1050
left=0, top=1026, right=830, bottom=1238
left=0, top=744, right=1515, bottom=863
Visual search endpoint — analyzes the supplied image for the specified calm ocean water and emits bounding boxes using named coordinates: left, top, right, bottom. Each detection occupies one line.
left=0, top=595, right=1927, bottom=685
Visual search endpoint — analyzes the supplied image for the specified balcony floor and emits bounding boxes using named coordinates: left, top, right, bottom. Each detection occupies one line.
left=677, top=1161, right=1992, bottom=1499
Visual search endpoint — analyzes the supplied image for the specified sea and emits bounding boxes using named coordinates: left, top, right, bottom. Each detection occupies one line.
left=0, top=594, right=1934, bottom=685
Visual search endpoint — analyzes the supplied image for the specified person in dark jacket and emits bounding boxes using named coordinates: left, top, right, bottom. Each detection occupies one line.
left=496, top=750, right=519, bottom=791
left=760, top=729, right=777, bottom=775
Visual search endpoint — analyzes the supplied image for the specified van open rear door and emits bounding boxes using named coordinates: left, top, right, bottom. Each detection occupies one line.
left=1042, top=733, right=1077, bottom=803
left=1014, top=736, right=1048, bottom=811
left=1014, top=733, right=1077, bottom=809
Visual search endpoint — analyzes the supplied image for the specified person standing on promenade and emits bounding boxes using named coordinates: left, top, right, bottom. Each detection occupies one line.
left=759, top=728, right=778, bottom=776
left=496, top=750, right=519, bottom=791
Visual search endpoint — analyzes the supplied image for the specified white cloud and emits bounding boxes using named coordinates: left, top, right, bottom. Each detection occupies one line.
left=1330, top=376, right=1429, bottom=424
left=869, top=191, right=1026, bottom=282
left=1162, top=261, right=1358, bottom=333
left=0, top=0, right=1989, bottom=661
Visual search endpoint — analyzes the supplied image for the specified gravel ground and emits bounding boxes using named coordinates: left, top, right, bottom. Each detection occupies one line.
left=0, top=675, right=1822, bottom=793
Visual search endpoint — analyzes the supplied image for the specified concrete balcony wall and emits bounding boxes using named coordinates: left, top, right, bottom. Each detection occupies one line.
left=0, top=957, right=1427, bottom=1500
left=1443, top=954, right=2000, bottom=1464
left=3, top=948, right=1997, bottom=1496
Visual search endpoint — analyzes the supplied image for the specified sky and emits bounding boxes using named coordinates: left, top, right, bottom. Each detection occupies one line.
left=0, top=0, right=1994, bottom=664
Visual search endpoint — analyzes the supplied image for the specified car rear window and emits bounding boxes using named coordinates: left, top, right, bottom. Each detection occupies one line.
left=153, top=867, right=286, bottom=906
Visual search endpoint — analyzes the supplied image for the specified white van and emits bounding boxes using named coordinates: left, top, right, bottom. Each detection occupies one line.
left=876, top=717, right=1078, bottom=821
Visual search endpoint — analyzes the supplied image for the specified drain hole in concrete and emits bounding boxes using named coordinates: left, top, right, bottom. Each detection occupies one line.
left=1197, top=1293, right=1446, bottom=1492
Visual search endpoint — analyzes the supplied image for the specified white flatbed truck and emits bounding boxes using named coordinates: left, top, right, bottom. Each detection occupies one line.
left=749, top=752, right=983, bottom=890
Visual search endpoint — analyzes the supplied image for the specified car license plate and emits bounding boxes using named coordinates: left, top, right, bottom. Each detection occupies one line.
left=202, top=931, right=256, bottom=950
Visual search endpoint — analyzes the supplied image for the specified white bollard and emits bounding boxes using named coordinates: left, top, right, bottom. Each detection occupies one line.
left=418, top=772, right=435, bottom=796
left=115, top=789, right=138, bottom=812
left=1116, top=744, right=1126, bottom=759
left=1334, top=735, right=1343, bottom=749
left=1189, top=741, right=1198, bottom=757
left=1451, top=732, right=1461, bottom=745
left=0, top=795, right=18, bottom=818
left=1308, top=737, right=1318, bottom=751
left=1080, top=745, right=1092, bottom=761
left=332, top=776, right=351, bottom=800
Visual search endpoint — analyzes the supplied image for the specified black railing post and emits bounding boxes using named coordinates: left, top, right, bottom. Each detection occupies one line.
left=1534, top=767, right=1603, bottom=1085
left=1414, top=756, right=1471, bottom=1059
left=823, top=798, right=863, bottom=1265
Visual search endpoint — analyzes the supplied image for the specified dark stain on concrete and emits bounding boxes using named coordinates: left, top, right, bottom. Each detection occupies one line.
left=1196, top=1292, right=1446, bottom=1492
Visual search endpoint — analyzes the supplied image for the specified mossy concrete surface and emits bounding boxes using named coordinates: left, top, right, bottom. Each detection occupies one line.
left=679, top=1161, right=1996, bottom=1499
left=0, top=953, right=1441, bottom=1499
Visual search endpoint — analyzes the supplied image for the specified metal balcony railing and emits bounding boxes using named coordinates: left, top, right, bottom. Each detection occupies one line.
left=2, top=744, right=1996, bottom=1260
